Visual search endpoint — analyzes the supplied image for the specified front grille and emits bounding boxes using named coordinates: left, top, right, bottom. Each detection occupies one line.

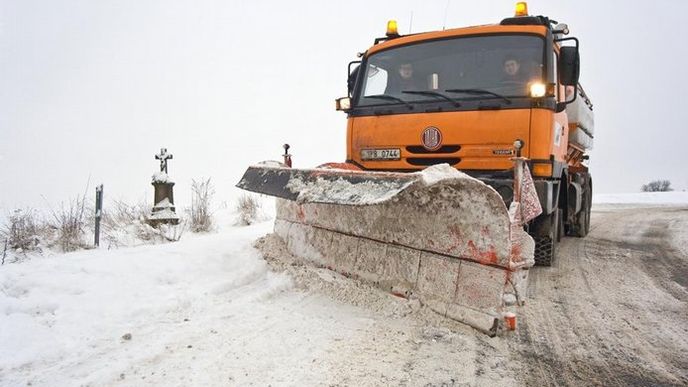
left=406, top=145, right=461, bottom=154
left=407, top=157, right=461, bottom=166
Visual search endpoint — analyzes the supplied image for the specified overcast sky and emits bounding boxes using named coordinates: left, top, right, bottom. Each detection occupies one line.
left=1, top=0, right=687, bottom=211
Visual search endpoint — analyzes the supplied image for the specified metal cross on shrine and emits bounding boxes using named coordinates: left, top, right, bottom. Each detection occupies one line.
left=155, top=148, right=173, bottom=173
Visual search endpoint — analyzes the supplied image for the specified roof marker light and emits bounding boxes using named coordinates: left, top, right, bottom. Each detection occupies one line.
left=515, top=2, right=528, bottom=17
left=386, top=20, right=399, bottom=37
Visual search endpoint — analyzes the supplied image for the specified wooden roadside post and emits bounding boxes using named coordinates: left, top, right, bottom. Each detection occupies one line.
left=94, top=184, right=104, bottom=247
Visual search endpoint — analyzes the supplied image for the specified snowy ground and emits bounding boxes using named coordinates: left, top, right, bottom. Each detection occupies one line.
left=1, top=220, right=295, bottom=385
left=1, top=193, right=687, bottom=386
left=0, top=205, right=480, bottom=386
left=593, top=191, right=688, bottom=209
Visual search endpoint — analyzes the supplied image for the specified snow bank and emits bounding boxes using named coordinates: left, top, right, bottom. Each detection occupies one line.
left=0, top=220, right=294, bottom=385
left=418, top=163, right=472, bottom=185
left=286, top=172, right=410, bottom=205
left=285, top=164, right=483, bottom=206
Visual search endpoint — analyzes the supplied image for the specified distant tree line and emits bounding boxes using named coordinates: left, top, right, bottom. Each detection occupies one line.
left=641, top=180, right=673, bottom=192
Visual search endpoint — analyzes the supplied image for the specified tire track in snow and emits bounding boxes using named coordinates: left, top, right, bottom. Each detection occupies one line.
left=513, top=207, right=688, bottom=386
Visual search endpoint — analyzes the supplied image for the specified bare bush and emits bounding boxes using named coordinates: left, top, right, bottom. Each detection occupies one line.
left=98, top=197, right=188, bottom=248
left=98, top=199, right=151, bottom=248
left=641, top=180, right=673, bottom=192
left=189, top=178, right=214, bottom=232
left=235, top=194, right=261, bottom=226
left=1, top=209, right=44, bottom=252
left=47, top=195, right=89, bottom=252
left=102, top=199, right=149, bottom=231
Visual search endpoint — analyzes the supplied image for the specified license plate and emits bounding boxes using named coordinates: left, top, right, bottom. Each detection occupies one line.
left=360, top=148, right=401, bottom=160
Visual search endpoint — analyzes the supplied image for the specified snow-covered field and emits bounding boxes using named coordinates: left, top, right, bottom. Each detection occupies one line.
left=1, top=219, right=298, bottom=385
left=1, top=192, right=687, bottom=386
left=593, top=191, right=688, bottom=208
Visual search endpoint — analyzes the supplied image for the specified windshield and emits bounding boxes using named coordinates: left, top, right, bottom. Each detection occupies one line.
left=357, top=34, right=545, bottom=106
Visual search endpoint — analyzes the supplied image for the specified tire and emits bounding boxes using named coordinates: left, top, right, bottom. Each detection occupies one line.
left=583, top=191, right=591, bottom=235
left=574, top=183, right=592, bottom=238
left=534, top=209, right=559, bottom=266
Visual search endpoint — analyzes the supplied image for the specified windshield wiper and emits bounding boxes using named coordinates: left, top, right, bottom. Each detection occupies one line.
left=402, top=90, right=461, bottom=107
left=364, top=94, right=413, bottom=109
left=445, top=88, right=512, bottom=105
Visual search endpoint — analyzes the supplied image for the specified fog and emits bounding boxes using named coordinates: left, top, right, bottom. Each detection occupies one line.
left=2, top=0, right=686, bottom=211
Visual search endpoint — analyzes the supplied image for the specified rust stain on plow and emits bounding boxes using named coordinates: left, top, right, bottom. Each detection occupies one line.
left=510, top=242, right=523, bottom=263
left=446, top=225, right=465, bottom=253
left=316, top=162, right=362, bottom=171
left=467, top=240, right=499, bottom=265
left=296, top=205, right=306, bottom=222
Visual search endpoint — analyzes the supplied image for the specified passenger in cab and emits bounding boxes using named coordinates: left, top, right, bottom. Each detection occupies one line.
left=386, top=62, right=425, bottom=94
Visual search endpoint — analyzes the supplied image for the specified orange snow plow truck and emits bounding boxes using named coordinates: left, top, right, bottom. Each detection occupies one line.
left=237, top=3, right=594, bottom=335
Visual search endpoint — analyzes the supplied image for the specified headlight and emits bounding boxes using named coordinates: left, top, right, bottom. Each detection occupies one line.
left=529, top=82, right=547, bottom=98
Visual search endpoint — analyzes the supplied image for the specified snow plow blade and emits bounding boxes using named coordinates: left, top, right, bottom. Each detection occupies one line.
left=237, top=163, right=538, bottom=335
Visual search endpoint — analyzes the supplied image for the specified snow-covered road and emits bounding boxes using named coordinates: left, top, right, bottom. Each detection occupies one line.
left=513, top=205, right=688, bottom=385
left=1, top=193, right=687, bottom=386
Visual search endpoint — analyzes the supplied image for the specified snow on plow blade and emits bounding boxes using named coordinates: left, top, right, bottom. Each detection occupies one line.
left=238, top=163, right=537, bottom=335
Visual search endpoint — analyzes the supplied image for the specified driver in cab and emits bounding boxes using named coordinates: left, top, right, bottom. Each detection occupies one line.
left=502, top=56, right=526, bottom=83
left=386, top=63, right=425, bottom=94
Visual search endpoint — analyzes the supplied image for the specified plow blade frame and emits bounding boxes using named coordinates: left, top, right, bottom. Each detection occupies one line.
left=238, top=164, right=537, bottom=335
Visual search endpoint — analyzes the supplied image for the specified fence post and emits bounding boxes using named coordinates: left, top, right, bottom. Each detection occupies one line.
left=95, top=184, right=104, bottom=247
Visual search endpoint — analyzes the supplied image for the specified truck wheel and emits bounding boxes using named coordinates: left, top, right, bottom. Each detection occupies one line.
left=574, top=184, right=592, bottom=238
left=533, top=210, right=559, bottom=266
left=583, top=188, right=591, bottom=235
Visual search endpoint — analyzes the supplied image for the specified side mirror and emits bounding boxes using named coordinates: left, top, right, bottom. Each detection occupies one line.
left=559, top=46, right=580, bottom=86
left=555, top=37, right=581, bottom=111
left=347, top=61, right=361, bottom=97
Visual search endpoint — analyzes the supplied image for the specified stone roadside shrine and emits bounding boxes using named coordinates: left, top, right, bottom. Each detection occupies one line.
left=147, top=148, right=180, bottom=226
